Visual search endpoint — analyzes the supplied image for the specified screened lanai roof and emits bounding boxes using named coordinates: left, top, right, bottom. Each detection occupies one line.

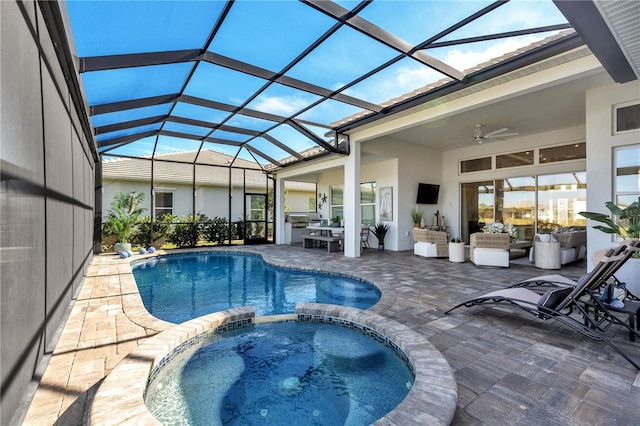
left=66, top=0, right=582, bottom=171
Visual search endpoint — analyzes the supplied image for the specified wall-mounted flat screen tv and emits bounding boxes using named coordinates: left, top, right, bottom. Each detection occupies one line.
left=416, top=183, right=439, bottom=204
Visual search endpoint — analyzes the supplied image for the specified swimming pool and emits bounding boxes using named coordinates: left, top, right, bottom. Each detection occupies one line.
left=131, top=252, right=381, bottom=322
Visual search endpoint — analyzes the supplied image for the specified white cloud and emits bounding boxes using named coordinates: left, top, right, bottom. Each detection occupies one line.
left=443, top=35, right=542, bottom=71
left=344, top=64, right=445, bottom=104
left=252, top=96, right=310, bottom=116
left=395, top=66, right=443, bottom=90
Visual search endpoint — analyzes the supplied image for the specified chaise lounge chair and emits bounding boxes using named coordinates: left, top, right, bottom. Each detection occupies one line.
left=509, top=239, right=639, bottom=298
left=445, top=244, right=640, bottom=370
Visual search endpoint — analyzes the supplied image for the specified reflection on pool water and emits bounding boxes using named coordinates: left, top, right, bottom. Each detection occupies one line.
left=132, top=252, right=380, bottom=323
left=145, top=321, right=414, bottom=425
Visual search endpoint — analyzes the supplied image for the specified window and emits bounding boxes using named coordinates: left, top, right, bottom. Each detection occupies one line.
left=496, top=150, right=534, bottom=169
left=615, top=145, right=640, bottom=207
left=615, top=102, right=640, bottom=133
left=330, top=182, right=377, bottom=225
left=154, top=190, right=173, bottom=219
left=249, top=195, right=265, bottom=221
left=461, top=143, right=586, bottom=173
left=361, top=182, right=376, bottom=226
left=460, top=156, right=491, bottom=173
left=539, top=142, right=586, bottom=163
left=330, top=186, right=343, bottom=220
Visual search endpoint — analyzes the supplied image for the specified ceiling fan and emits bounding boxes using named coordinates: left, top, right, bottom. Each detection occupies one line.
left=471, top=124, right=518, bottom=144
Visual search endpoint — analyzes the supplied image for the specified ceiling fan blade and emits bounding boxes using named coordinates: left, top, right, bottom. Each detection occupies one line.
left=482, top=127, right=509, bottom=138
left=485, top=132, right=519, bottom=138
left=443, top=137, right=473, bottom=144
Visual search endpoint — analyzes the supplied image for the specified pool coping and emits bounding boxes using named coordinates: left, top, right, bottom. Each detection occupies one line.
left=89, top=304, right=457, bottom=425
left=92, top=247, right=457, bottom=425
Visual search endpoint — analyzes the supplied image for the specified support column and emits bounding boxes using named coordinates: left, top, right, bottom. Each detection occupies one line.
left=343, top=139, right=361, bottom=258
left=275, top=177, right=286, bottom=244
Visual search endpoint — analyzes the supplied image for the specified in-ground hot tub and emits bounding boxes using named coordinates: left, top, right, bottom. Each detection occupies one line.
left=89, top=305, right=457, bottom=425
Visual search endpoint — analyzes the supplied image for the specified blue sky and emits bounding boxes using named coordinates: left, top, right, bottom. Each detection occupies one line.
left=67, top=0, right=570, bottom=163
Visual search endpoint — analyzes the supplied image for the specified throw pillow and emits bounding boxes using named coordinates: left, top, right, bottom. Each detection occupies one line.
left=537, top=287, right=573, bottom=318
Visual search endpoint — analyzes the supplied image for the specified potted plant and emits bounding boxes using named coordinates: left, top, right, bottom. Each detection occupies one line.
left=370, top=222, right=390, bottom=251
left=104, top=191, right=146, bottom=254
left=330, top=215, right=342, bottom=227
left=578, top=198, right=639, bottom=239
left=449, top=237, right=465, bottom=262
left=579, top=197, right=640, bottom=293
left=410, top=208, right=423, bottom=228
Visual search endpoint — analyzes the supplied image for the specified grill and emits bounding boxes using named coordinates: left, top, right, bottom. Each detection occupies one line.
left=287, top=215, right=309, bottom=228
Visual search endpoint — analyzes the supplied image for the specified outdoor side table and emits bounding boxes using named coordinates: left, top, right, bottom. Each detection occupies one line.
left=448, top=242, right=465, bottom=263
left=583, top=299, right=640, bottom=342
left=534, top=241, right=561, bottom=269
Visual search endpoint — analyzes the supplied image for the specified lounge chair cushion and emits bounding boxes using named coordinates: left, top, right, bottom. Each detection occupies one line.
left=538, top=287, right=573, bottom=310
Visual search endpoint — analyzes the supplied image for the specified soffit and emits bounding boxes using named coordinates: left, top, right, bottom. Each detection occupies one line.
left=595, top=0, right=640, bottom=78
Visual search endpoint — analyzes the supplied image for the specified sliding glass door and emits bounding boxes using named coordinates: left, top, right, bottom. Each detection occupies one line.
left=461, top=172, right=585, bottom=243
left=537, top=172, right=587, bottom=230
left=461, top=180, right=494, bottom=242
left=497, top=176, right=536, bottom=241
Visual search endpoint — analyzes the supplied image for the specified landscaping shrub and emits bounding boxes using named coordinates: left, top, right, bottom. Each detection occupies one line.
left=166, top=215, right=202, bottom=248
left=131, top=214, right=174, bottom=248
left=202, top=216, right=231, bottom=245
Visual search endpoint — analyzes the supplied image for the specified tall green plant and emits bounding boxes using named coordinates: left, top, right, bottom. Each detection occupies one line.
left=105, top=191, right=146, bottom=244
left=410, top=208, right=423, bottom=225
left=579, top=197, right=640, bottom=239
left=371, top=222, right=391, bottom=245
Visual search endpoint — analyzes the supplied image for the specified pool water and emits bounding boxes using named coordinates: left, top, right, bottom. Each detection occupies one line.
left=145, top=321, right=414, bottom=425
left=132, top=253, right=381, bottom=323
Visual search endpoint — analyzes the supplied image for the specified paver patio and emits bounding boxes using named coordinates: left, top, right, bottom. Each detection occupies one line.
left=20, top=245, right=640, bottom=425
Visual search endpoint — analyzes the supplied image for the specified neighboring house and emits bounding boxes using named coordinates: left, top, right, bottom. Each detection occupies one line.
left=103, top=149, right=316, bottom=222
left=103, top=149, right=262, bottom=221
left=283, top=180, right=318, bottom=214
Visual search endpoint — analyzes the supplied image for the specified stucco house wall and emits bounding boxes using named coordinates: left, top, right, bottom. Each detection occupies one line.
left=103, top=171, right=314, bottom=224
left=585, top=80, right=640, bottom=261
left=285, top=188, right=316, bottom=213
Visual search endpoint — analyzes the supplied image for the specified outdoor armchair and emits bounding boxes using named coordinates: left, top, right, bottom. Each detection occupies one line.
left=469, top=232, right=510, bottom=267
left=412, top=228, right=448, bottom=258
